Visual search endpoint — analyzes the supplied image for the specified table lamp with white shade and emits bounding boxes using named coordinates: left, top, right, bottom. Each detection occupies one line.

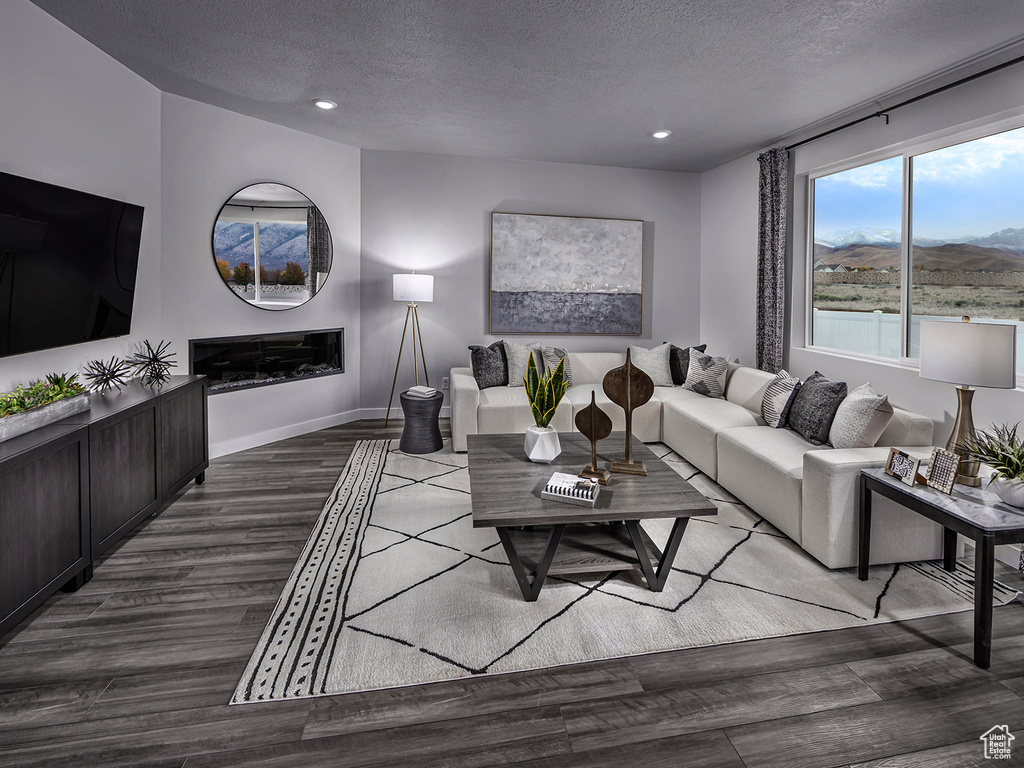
left=385, top=273, right=434, bottom=425
left=918, top=316, right=1017, bottom=486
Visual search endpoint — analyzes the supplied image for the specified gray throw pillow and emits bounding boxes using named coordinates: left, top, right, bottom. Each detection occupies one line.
left=629, top=343, right=673, bottom=387
left=669, top=343, right=707, bottom=385
left=684, top=353, right=728, bottom=398
left=541, top=346, right=572, bottom=386
left=787, top=371, right=847, bottom=445
left=760, top=370, right=801, bottom=429
left=828, top=382, right=894, bottom=449
left=468, top=342, right=508, bottom=389
left=503, top=340, right=544, bottom=387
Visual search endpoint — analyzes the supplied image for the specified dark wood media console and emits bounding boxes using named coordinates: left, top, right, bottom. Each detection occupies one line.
left=0, top=375, right=208, bottom=637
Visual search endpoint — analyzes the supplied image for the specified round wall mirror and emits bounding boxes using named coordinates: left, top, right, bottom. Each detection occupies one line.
left=212, top=183, right=332, bottom=310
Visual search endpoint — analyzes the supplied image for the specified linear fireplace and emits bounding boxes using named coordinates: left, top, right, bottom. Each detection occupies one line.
left=189, top=328, right=344, bottom=394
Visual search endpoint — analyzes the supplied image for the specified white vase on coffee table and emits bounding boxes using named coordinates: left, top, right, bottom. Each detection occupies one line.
left=525, top=425, right=561, bottom=463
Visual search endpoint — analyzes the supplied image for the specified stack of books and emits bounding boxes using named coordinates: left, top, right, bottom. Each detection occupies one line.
left=406, top=385, right=436, bottom=398
left=541, top=472, right=600, bottom=507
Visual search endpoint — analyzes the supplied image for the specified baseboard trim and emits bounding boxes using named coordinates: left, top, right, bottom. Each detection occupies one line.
left=210, top=406, right=451, bottom=458
left=357, top=406, right=452, bottom=421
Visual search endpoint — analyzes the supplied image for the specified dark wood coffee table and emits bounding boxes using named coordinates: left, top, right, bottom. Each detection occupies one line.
left=468, top=432, right=718, bottom=601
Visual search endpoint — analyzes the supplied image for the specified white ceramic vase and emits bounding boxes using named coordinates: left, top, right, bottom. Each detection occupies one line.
left=524, top=425, right=561, bottom=463
left=988, top=475, right=1024, bottom=508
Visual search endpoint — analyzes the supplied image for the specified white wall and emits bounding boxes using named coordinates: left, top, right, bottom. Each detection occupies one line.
left=0, top=0, right=161, bottom=392
left=359, top=151, right=701, bottom=415
left=701, top=64, right=1024, bottom=438
left=699, top=155, right=760, bottom=363
left=160, top=95, right=361, bottom=457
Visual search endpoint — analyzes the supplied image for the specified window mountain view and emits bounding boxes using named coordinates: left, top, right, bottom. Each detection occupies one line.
left=811, top=126, right=1024, bottom=369
left=213, top=221, right=309, bottom=275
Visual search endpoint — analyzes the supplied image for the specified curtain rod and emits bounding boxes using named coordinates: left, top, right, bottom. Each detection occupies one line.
left=786, top=51, right=1024, bottom=151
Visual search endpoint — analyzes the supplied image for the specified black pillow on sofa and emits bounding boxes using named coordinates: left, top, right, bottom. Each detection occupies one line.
left=786, top=371, right=847, bottom=445
left=468, top=342, right=508, bottom=389
left=669, top=343, right=707, bottom=385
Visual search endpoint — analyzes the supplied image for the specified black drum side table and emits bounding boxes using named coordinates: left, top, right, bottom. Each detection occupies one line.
left=399, top=391, right=444, bottom=454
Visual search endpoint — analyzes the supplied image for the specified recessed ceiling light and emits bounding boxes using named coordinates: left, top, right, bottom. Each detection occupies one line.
left=651, top=130, right=671, bottom=139
left=313, top=100, right=337, bottom=110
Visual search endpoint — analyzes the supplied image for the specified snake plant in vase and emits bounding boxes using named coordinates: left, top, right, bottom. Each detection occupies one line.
left=964, top=423, right=1024, bottom=508
left=524, top=355, right=567, bottom=463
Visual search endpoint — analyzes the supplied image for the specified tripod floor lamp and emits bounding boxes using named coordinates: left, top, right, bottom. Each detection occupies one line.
left=385, top=273, right=433, bottom=425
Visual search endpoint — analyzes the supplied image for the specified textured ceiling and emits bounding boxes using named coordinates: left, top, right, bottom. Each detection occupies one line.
left=28, top=0, right=1024, bottom=172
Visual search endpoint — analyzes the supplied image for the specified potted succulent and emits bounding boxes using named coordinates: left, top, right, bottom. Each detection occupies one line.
left=964, top=423, right=1024, bottom=508
left=0, top=372, right=90, bottom=443
left=524, top=355, right=567, bottom=463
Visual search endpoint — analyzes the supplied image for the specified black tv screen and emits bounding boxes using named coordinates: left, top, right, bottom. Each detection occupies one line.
left=0, top=170, right=144, bottom=359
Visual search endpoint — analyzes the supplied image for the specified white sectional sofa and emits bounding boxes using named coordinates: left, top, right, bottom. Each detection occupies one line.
left=451, top=350, right=948, bottom=570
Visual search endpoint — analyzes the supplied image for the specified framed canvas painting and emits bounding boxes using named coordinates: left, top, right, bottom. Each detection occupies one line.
left=489, top=212, right=644, bottom=334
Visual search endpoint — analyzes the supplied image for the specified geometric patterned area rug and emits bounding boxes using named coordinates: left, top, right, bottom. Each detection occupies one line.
left=232, top=439, right=1018, bottom=703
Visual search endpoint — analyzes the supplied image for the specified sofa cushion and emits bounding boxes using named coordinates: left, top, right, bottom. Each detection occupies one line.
left=477, top=385, right=573, bottom=434
left=760, top=370, right=801, bottom=429
left=503, top=340, right=543, bottom=387
left=717, top=427, right=828, bottom=544
left=662, top=397, right=763, bottom=480
left=541, top=346, right=573, bottom=386
left=875, top=406, right=934, bottom=447
left=828, top=382, right=894, bottom=449
left=787, top=371, right=847, bottom=446
left=567, top=352, right=625, bottom=386
left=670, top=343, right=707, bottom=385
left=629, top=343, right=673, bottom=387
left=469, top=342, right=508, bottom=389
left=723, top=364, right=777, bottom=412
left=685, top=353, right=729, bottom=398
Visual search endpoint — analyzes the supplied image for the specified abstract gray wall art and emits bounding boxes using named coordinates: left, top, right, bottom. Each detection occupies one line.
left=490, top=212, right=644, bottom=334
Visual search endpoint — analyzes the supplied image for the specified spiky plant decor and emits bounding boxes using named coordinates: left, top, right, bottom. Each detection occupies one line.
left=130, top=339, right=177, bottom=387
left=83, top=356, right=133, bottom=394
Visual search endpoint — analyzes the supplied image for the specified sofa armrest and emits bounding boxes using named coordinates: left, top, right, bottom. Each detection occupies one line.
left=801, top=446, right=946, bottom=569
left=451, top=368, right=480, bottom=452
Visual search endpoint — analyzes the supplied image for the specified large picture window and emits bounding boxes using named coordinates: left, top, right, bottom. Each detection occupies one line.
left=809, top=124, right=1024, bottom=378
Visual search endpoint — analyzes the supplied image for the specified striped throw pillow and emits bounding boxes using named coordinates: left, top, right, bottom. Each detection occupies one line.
left=684, top=354, right=728, bottom=398
left=760, top=370, right=801, bottom=428
left=541, top=346, right=572, bottom=386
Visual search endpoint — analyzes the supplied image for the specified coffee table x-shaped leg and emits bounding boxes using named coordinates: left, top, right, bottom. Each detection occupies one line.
left=494, top=517, right=691, bottom=602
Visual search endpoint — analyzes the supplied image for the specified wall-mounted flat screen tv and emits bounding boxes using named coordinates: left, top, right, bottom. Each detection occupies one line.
left=0, top=170, right=144, bottom=359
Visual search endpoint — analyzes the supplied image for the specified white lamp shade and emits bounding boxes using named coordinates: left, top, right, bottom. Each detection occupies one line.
left=393, top=273, right=433, bottom=303
left=919, top=319, right=1017, bottom=388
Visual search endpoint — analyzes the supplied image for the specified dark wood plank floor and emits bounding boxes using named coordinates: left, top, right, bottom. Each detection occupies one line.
left=2, top=419, right=1023, bottom=768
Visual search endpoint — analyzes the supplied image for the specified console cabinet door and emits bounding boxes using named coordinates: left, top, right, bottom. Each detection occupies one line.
left=159, top=379, right=208, bottom=497
left=90, top=406, right=159, bottom=558
left=0, top=429, right=89, bottom=635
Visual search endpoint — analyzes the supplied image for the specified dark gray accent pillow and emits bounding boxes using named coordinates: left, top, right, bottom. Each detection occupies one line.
left=787, top=371, right=848, bottom=446
left=468, top=342, right=508, bottom=389
left=670, top=343, right=707, bottom=385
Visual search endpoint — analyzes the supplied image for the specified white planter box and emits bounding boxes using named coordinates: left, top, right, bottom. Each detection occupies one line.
left=0, top=393, right=91, bottom=443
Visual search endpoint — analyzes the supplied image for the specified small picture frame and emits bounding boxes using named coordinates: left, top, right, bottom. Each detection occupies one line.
left=925, top=447, right=960, bottom=494
left=885, top=447, right=921, bottom=486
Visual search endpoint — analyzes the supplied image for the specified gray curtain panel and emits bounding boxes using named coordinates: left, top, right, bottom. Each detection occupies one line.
left=756, top=147, right=789, bottom=374
left=307, top=205, right=331, bottom=296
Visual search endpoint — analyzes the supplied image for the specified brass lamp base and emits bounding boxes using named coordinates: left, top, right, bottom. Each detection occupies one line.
left=947, top=385, right=981, bottom=487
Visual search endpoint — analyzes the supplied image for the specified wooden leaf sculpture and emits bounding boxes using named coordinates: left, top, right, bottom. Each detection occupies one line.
left=601, top=348, right=654, bottom=474
left=575, top=390, right=613, bottom=483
